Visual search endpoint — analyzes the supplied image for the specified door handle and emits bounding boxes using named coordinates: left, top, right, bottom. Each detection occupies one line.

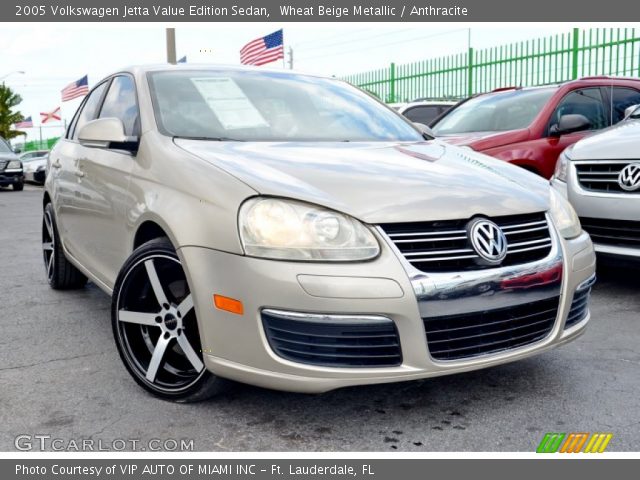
left=74, top=169, right=85, bottom=178
left=52, top=160, right=62, bottom=169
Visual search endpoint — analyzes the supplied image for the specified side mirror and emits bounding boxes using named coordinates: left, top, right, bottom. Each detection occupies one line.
left=78, top=118, right=138, bottom=152
left=414, top=122, right=435, bottom=139
left=13, top=147, right=22, bottom=154
left=623, top=104, right=640, bottom=120
left=549, top=114, right=591, bottom=137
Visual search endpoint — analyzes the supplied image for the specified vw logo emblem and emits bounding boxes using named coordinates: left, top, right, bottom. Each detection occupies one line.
left=468, top=218, right=508, bottom=264
left=618, top=163, right=640, bottom=192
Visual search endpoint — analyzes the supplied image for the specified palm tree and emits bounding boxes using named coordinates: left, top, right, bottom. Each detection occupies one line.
left=0, top=83, right=25, bottom=139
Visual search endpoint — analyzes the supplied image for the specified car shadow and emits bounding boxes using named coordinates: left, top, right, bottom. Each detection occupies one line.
left=595, top=258, right=640, bottom=290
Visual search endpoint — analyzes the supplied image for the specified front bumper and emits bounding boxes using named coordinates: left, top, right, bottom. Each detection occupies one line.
left=0, top=171, right=24, bottom=186
left=179, top=226, right=595, bottom=393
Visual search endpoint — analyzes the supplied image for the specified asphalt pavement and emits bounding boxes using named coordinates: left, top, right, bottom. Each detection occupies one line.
left=1, top=186, right=638, bottom=451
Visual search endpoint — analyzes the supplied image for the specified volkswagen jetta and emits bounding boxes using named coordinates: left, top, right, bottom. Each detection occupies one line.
left=43, top=65, right=596, bottom=401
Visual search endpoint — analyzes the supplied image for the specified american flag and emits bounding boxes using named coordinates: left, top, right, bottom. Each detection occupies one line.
left=240, top=29, right=284, bottom=66
left=41, top=107, right=61, bottom=124
left=15, top=116, right=33, bottom=128
left=61, top=75, right=89, bottom=102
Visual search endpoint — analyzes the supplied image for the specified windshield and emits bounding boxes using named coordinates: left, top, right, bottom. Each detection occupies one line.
left=148, top=70, right=422, bottom=142
left=432, top=87, right=556, bottom=135
left=0, top=139, right=13, bottom=154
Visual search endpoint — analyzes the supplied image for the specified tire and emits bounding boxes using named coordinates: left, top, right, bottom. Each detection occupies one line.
left=111, top=238, right=228, bottom=402
left=43, top=203, right=88, bottom=289
left=13, top=181, right=24, bottom=191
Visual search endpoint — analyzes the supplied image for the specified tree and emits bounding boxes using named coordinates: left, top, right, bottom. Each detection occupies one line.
left=0, top=83, right=25, bottom=139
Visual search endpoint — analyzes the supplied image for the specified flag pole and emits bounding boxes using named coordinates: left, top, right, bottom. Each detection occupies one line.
left=282, top=29, right=285, bottom=69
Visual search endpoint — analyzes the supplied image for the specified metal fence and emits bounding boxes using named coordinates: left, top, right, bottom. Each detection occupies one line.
left=21, top=137, right=60, bottom=152
left=14, top=123, right=65, bottom=152
left=343, top=28, right=640, bottom=103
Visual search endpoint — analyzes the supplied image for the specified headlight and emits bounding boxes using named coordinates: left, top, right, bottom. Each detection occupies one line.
left=549, top=188, right=581, bottom=239
left=553, top=149, right=571, bottom=182
left=7, top=160, right=22, bottom=169
left=239, top=197, right=380, bottom=261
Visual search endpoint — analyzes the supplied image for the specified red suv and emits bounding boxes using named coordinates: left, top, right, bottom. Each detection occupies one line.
left=430, top=77, right=640, bottom=178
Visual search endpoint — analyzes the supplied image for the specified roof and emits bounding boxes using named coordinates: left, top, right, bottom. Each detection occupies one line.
left=114, top=63, right=329, bottom=80
left=480, top=76, right=640, bottom=96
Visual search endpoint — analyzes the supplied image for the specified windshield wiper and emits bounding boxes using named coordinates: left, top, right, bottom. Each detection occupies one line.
left=173, top=135, right=244, bottom=142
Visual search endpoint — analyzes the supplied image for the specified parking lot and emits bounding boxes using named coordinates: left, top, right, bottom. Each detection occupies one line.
left=1, top=185, right=639, bottom=452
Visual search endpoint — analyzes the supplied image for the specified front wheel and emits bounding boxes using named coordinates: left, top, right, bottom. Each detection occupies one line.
left=111, top=238, right=228, bottom=402
left=13, top=181, right=24, bottom=191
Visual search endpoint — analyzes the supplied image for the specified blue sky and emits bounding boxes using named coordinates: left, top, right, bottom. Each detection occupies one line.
left=0, top=24, right=571, bottom=142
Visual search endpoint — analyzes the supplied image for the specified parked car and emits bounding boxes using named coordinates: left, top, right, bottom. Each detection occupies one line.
left=20, top=150, right=49, bottom=162
left=552, top=104, right=640, bottom=262
left=431, top=77, right=640, bottom=178
left=44, top=65, right=595, bottom=401
left=398, top=100, right=456, bottom=125
left=0, top=137, right=24, bottom=191
left=22, top=151, right=49, bottom=184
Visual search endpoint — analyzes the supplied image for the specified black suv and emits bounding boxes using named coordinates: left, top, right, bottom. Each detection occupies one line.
left=0, top=137, right=24, bottom=191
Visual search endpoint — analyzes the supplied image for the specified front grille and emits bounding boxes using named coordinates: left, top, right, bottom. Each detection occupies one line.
left=381, top=212, right=552, bottom=272
left=566, top=286, right=591, bottom=329
left=262, top=310, right=402, bottom=368
left=0, top=160, right=7, bottom=171
left=423, top=297, right=559, bottom=361
left=575, top=161, right=637, bottom=193
left=580, top=217, right=640, bottom=248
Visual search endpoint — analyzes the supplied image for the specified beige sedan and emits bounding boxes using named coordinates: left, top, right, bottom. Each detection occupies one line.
left=43, top=65, right=595, bottom=401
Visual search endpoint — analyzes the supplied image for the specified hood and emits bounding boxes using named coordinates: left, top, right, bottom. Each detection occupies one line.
left=568, top=119, right=640, bottom=160
left=437, top=129, right=530, bottom=151
left=0, top=152, right=18, bottom=162
left=24, top=158, right=47, bottom=172
left=175, top=139, right=550, bottom=224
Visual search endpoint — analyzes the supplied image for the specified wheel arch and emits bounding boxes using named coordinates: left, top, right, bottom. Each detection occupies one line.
left=43, top=190, right=51, bottom=208
left=514, top=162, right=543, bottom=177
left=132, top=216, right=178, bottom=252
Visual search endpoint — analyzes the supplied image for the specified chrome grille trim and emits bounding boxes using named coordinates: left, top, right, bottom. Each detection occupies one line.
left=387, top=229, right=466, bottom=238
left=380, top=212, right=552, bottom=272
left=575, top=160, right=639, bottom=193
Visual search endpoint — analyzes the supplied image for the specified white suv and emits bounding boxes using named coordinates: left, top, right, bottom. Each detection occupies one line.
left=552, top=105, right=640, bottom=261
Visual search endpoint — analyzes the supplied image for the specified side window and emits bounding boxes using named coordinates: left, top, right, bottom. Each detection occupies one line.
left=611, top=87, right=640, bottom=124
left=98, top=75, right=139, bottom=136
left=550, top=88, right=607, bottom=132
left=66, top=97, right=86, bottom=139
left=71, top=82, right=109, bottom=140
left=404, top=106, right=441, bottom=125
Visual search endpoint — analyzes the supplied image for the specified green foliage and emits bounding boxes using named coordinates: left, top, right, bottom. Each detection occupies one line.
left=0, top=83, right=25, bottom=140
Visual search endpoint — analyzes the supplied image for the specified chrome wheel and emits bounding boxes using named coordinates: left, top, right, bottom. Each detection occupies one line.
left=42, top=208, right=55, bottom=283
left=115, top=254, right=205, bottom=393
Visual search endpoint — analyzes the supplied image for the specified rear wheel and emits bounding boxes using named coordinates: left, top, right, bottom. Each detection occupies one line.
left=111, top=238, right=227, bottom=402
left=42, top=203, right=87, bottom=289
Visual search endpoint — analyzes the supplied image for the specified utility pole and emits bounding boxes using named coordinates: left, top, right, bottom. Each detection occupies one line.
left=166, top=28, right=177, bottom=64
left=287, top=47, right=294, bottom=70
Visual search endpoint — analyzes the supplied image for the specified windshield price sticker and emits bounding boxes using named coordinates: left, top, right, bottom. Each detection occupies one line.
left=190, top=77, right=268, bottom=130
